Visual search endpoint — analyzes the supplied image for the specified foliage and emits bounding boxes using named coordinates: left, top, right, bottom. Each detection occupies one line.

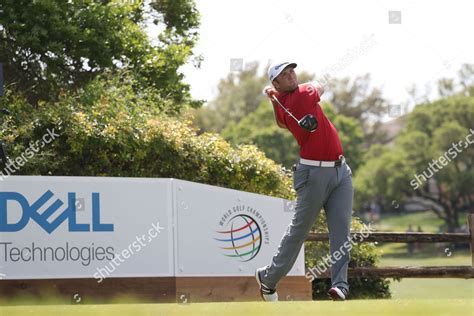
left=0, top=0, right=201, bottom=111
left=319, top=102, right=365, bottom=171
left=0, top=73, right=292, bottom=198
left=325, top=74, right=390, bottom=145
left=354, top=95, right=474, bottom=231
left=326, top=74, right=386, bottom=125
left=221, top=99, right=299, bottom=168
left=193, top=62, right=268, bottom=133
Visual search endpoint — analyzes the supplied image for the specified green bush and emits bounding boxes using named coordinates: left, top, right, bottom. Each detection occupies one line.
left=0, top=73, right=390, bottom=299
left=0, top=73, right=293, bottom=199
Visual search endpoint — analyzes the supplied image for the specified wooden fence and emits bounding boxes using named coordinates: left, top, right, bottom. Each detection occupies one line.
left=305, top=214, right=474, bottom=278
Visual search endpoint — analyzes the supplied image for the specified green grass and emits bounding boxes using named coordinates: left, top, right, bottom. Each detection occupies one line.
left=389, top=279, right=474, bottom=299
left=377, top=243, right=471, bottom=266
left=370, top=211, right=473, bottom=300
left=370, top=210, right=470, bottom=233
left=378, top=245, right=474, bottom=299
left=1, top=300, right=473, bottom=316
left=378, top=244, right=473, bottom=299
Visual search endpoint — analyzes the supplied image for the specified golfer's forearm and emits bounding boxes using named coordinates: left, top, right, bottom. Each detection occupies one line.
left=272, top=104, right=286, bottom=129
left=275, top=118, right=286, bottom=129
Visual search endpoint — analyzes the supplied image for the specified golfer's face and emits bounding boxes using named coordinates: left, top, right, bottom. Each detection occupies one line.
left=275, top=67, right=298, bottom=92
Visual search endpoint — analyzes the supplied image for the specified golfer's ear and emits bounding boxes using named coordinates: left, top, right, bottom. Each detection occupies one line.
left=273, top=79, right=280, bottom=90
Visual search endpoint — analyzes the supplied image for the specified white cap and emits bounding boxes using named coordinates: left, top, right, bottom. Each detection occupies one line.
left=267, top=62, right=297, bottom=82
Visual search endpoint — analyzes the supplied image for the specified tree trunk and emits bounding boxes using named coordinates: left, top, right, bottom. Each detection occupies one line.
left=444, top=206, right=457, bottom=233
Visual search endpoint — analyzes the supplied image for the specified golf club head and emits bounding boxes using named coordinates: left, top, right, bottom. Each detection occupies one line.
left=298, top=114, right=318, bottom=132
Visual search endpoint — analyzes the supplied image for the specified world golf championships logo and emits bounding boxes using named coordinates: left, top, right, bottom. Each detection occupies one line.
left=215, top=205, right=269, bottom=262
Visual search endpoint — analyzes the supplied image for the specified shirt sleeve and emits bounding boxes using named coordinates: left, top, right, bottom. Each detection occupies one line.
left=315, top=86, right=321, bottom=103
left=308, top=82, right=321, bottom=103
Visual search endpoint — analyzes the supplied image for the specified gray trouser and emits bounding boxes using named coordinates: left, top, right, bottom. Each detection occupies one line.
left=260, top=159, right=353, bottom=290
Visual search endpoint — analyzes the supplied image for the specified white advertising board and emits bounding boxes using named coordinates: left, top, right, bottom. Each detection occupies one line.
left=0, top=176, right=174, bottom=280
left=0, top=176, right=304, bottom=280
left=173, top=179, right=304, bottom=277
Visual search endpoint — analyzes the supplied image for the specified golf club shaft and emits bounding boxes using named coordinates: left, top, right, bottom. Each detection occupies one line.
left=271, top=95, right=300, bottom=122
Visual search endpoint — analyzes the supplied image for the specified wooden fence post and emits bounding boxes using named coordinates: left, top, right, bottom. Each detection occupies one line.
left=469, top=214, right=474, bottom=268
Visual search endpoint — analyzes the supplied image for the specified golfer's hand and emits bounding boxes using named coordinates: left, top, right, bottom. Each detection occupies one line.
left=262, top=86, right=276, bottom=99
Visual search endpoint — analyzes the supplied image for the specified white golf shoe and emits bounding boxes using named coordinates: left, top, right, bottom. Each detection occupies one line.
left=255, top=267, right=278, bottom=302
left=328, top=286, right=349, bottom=301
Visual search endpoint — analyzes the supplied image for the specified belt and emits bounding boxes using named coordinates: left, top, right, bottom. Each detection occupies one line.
left=300, top=155, right=345, bottom=167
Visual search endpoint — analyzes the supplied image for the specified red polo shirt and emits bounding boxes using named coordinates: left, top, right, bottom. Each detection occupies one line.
left=272, top=82, right=343, bottom=161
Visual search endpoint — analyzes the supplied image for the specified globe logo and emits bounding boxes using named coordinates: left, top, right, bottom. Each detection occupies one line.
left=215, top=214, right=262, bottom=262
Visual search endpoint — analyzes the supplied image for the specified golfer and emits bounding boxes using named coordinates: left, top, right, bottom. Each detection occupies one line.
left=255, top=62, right=353, bottom=301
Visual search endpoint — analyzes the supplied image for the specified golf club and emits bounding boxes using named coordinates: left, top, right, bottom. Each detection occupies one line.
left=270, top=94, right=318, bottom=132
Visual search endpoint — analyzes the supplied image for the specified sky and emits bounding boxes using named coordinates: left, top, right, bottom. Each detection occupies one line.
left=178, top=0, right=474, bottom=118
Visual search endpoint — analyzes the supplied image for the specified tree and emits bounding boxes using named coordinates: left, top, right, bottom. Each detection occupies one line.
left=436, top=63, right=474, bottom=98
left=458, top=63, right=474, bottom=96
left=354, top=95, right=474, bottom=231
left=0, top=0, right=201, bottom=111
left=221, top=99, right=300, bottom=168
left=326, top=74, right=387, bottom=125
left=437, top=78, right=455, bottom=97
